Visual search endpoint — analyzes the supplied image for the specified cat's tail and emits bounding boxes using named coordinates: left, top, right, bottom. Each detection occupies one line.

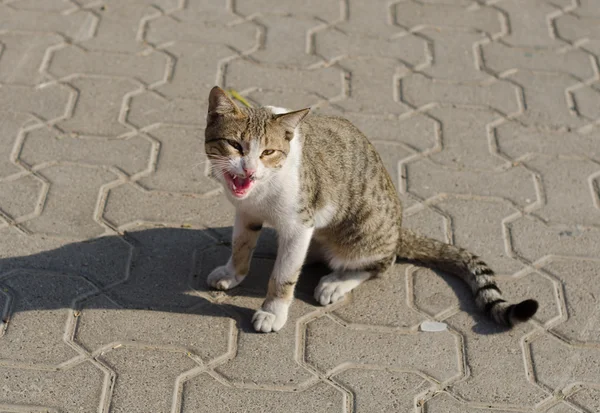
left=397, top=228, right=538, bottom=327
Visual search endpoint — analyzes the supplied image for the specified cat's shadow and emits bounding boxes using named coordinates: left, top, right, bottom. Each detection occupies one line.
left=0, top=226, right=504, bottom=335
left=0, top=226, right=329, bottom=332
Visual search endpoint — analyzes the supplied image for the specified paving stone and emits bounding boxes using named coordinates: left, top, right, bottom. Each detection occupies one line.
left=305, top=316, right=460, bottom=382
left=419, top=29, right=489, bottom=82
left=57, top=77, right=139, bottom=137
left=401, top=73, right=520, bottom=115
left=99, top=347, right=197, bottom=413
left=496, top=0, right=559, bottom=47
left=0, top=174, right=43, bottom=221
left=103, top=184, right=235, bottom=230
left=424, top=393, right=517, bottom=412
left=427, top=107, right=504, bottom=169
left=523, top=156, right=600, bottom=226
left=48, top=46, right=170, bottom=85
left=573, top=85, right=600, bottom=121
left=250, top=15, right=322, bottom=67
left=182, top=375, right=345, bottom=412
left=0, top=4, right=96, bottom=41
left=127, top=93, right=206, bottom=128
left=234, top=0, right=342, bottom=22
left=509, top=216, right=600, bottom=263
left=333, top=263, right=425, bottom=329
left=8, top=0, right=76, bottom=12
left=508, top=71, right=587, bottom=129
left=22, top=165, right=116, bottom=238
left=20, top=128, right=153, bottom=176
left=0, top=227, right=131, bottom=288
left=405, top=160, right=536, bottom=208
left=0, top=32, right=62, bottom=86
left=79, top=2, right=171, bottom=52
left=214, top=293, right=319, bottom=386
left=530, top=333, right=600, bottom=392
left=224, top=60, right=343, bottom=101
left=333, top=369, right=433, bottom=412
left=75, top=294, right=233, bottom=361
left=347, top=112, right=438, bottom=152
left=448, top=312, right=548, bottom=407
left=153, top=43, right=245, bottom=100
left=402, top=206, right=447, bottom=243
left=483, top=42, right=595, bottom=80
left=495, top=121, right=600, bottom=162
left=555, top=14, right=600, bottom=48
left=137, top=125, right=221, bottom=194
left=393, top=1, right=503, bottom=34
left=544, top=258, right=600, bottom=344
left=0, top=270, right=94, bottom=365
left=0, top=362, right=105, bottom=412
left=145, top=15, right=257, bottom=51
left=336, top=58, right=410, bottom=114
left=102, top=224, right=218, bottom=311
left=0, top=84, right=72, bottom=122
left=0, top=112, right=35, bottom=178
left=315, top=28, right=428, bottom=65
left=567, top=387, right=600, bottom=412
left=246, top=89, right=323, bottom=111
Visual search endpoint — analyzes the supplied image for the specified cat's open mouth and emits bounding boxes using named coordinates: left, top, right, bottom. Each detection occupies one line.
left=224, top=172, right=254, bottom=197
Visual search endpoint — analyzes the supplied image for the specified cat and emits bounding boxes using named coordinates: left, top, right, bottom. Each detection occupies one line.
left=204, top=86, right=538, bottom=333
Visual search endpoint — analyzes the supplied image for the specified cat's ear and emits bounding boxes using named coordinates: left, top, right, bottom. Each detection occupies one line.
left=208, top=86, right=241, bottom=116
left=274, top=108, right=310, bottom=133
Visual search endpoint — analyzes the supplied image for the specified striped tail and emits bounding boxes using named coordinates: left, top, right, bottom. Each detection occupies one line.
left=397, top=228, right=538, bottom=326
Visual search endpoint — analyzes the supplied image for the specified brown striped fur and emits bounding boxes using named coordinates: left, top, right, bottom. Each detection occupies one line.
left=204, top=87, right=538, bottom=330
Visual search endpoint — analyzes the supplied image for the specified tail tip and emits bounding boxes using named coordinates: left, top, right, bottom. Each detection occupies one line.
left=511, top=299, right=539, bottom=323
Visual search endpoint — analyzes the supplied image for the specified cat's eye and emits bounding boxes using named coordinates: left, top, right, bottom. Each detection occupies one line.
left=261, top=149, right=275, bottom=157
left=226, top=139, right=243, bottom=153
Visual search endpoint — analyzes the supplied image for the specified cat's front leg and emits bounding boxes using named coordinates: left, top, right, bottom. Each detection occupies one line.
left=252, top=225, right=314, bottom=333
left=207, top=211, right=262, bottom=290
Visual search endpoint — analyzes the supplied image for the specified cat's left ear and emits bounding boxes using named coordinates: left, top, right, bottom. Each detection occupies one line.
left=274, top=108, right=310, bottom=134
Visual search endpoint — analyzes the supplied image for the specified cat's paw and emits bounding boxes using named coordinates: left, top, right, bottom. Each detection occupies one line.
left=207, top=265, right=242, bottom=290
left=252, top=302, right=288, bottom=333
left=314, top=273, right=351, bottom=306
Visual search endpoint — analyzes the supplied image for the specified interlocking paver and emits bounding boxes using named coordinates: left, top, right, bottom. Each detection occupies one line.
left=57, top=77, right=139, bottom=137
left=0, top=270, right=95, bottom=365
left=305, top=316, right=460, bottom=382
left=0, top=32, right=62, bottom=86
left=401, top=73, right=521, bottom=115
left=0, top=362, right=105, bottom=412
left=99, top=347, right=197, bottom=413
left=22, top=165, right=117, bottom=238
left=0, top=175, right=43, bottom=221
left=182, top=375, right=345, bottom=413
left=530, top=333, right=600, bottom=392
left=334, top=370, right=433, bottom=412
left=20, top=128, right=153, bottom=176
left=2, top=0, right=600, bottom=411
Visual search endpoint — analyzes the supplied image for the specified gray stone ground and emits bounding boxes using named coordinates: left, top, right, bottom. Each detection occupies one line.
left=0, top=0, right=599, bottom=412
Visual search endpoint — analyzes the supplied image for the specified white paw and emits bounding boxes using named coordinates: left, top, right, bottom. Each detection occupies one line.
left=207, top=265, right=242, bottom=290
left=314, top=273, right=352, bottom=306
left=251, top=302, right=288, bottom=333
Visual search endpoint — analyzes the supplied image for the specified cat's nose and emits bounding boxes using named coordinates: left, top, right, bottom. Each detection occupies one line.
left=244, top=168, right=256, bottom=179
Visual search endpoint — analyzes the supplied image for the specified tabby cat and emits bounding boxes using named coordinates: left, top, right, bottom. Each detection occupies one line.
left=204, top=86, right=538, bottom=333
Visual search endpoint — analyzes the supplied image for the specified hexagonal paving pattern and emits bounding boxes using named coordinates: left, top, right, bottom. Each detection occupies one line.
left=0, top=0, right=599, bottom=411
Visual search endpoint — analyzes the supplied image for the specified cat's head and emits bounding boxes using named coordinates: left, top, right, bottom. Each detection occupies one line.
left=204, top=86, right=309, bottom=199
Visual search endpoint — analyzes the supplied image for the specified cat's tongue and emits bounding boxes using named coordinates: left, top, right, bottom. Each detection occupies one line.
left=230, top=174, right=253, bottom=197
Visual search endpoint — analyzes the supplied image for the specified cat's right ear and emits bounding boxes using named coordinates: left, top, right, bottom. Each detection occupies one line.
left=207, top=86, right=242, bottom=117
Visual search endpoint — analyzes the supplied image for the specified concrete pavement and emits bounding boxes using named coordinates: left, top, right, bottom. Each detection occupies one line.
left=0, top=0, right=599, bottom=412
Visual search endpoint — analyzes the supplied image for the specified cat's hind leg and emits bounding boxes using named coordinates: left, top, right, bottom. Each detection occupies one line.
left=314, top=255, right=395, bottom=306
